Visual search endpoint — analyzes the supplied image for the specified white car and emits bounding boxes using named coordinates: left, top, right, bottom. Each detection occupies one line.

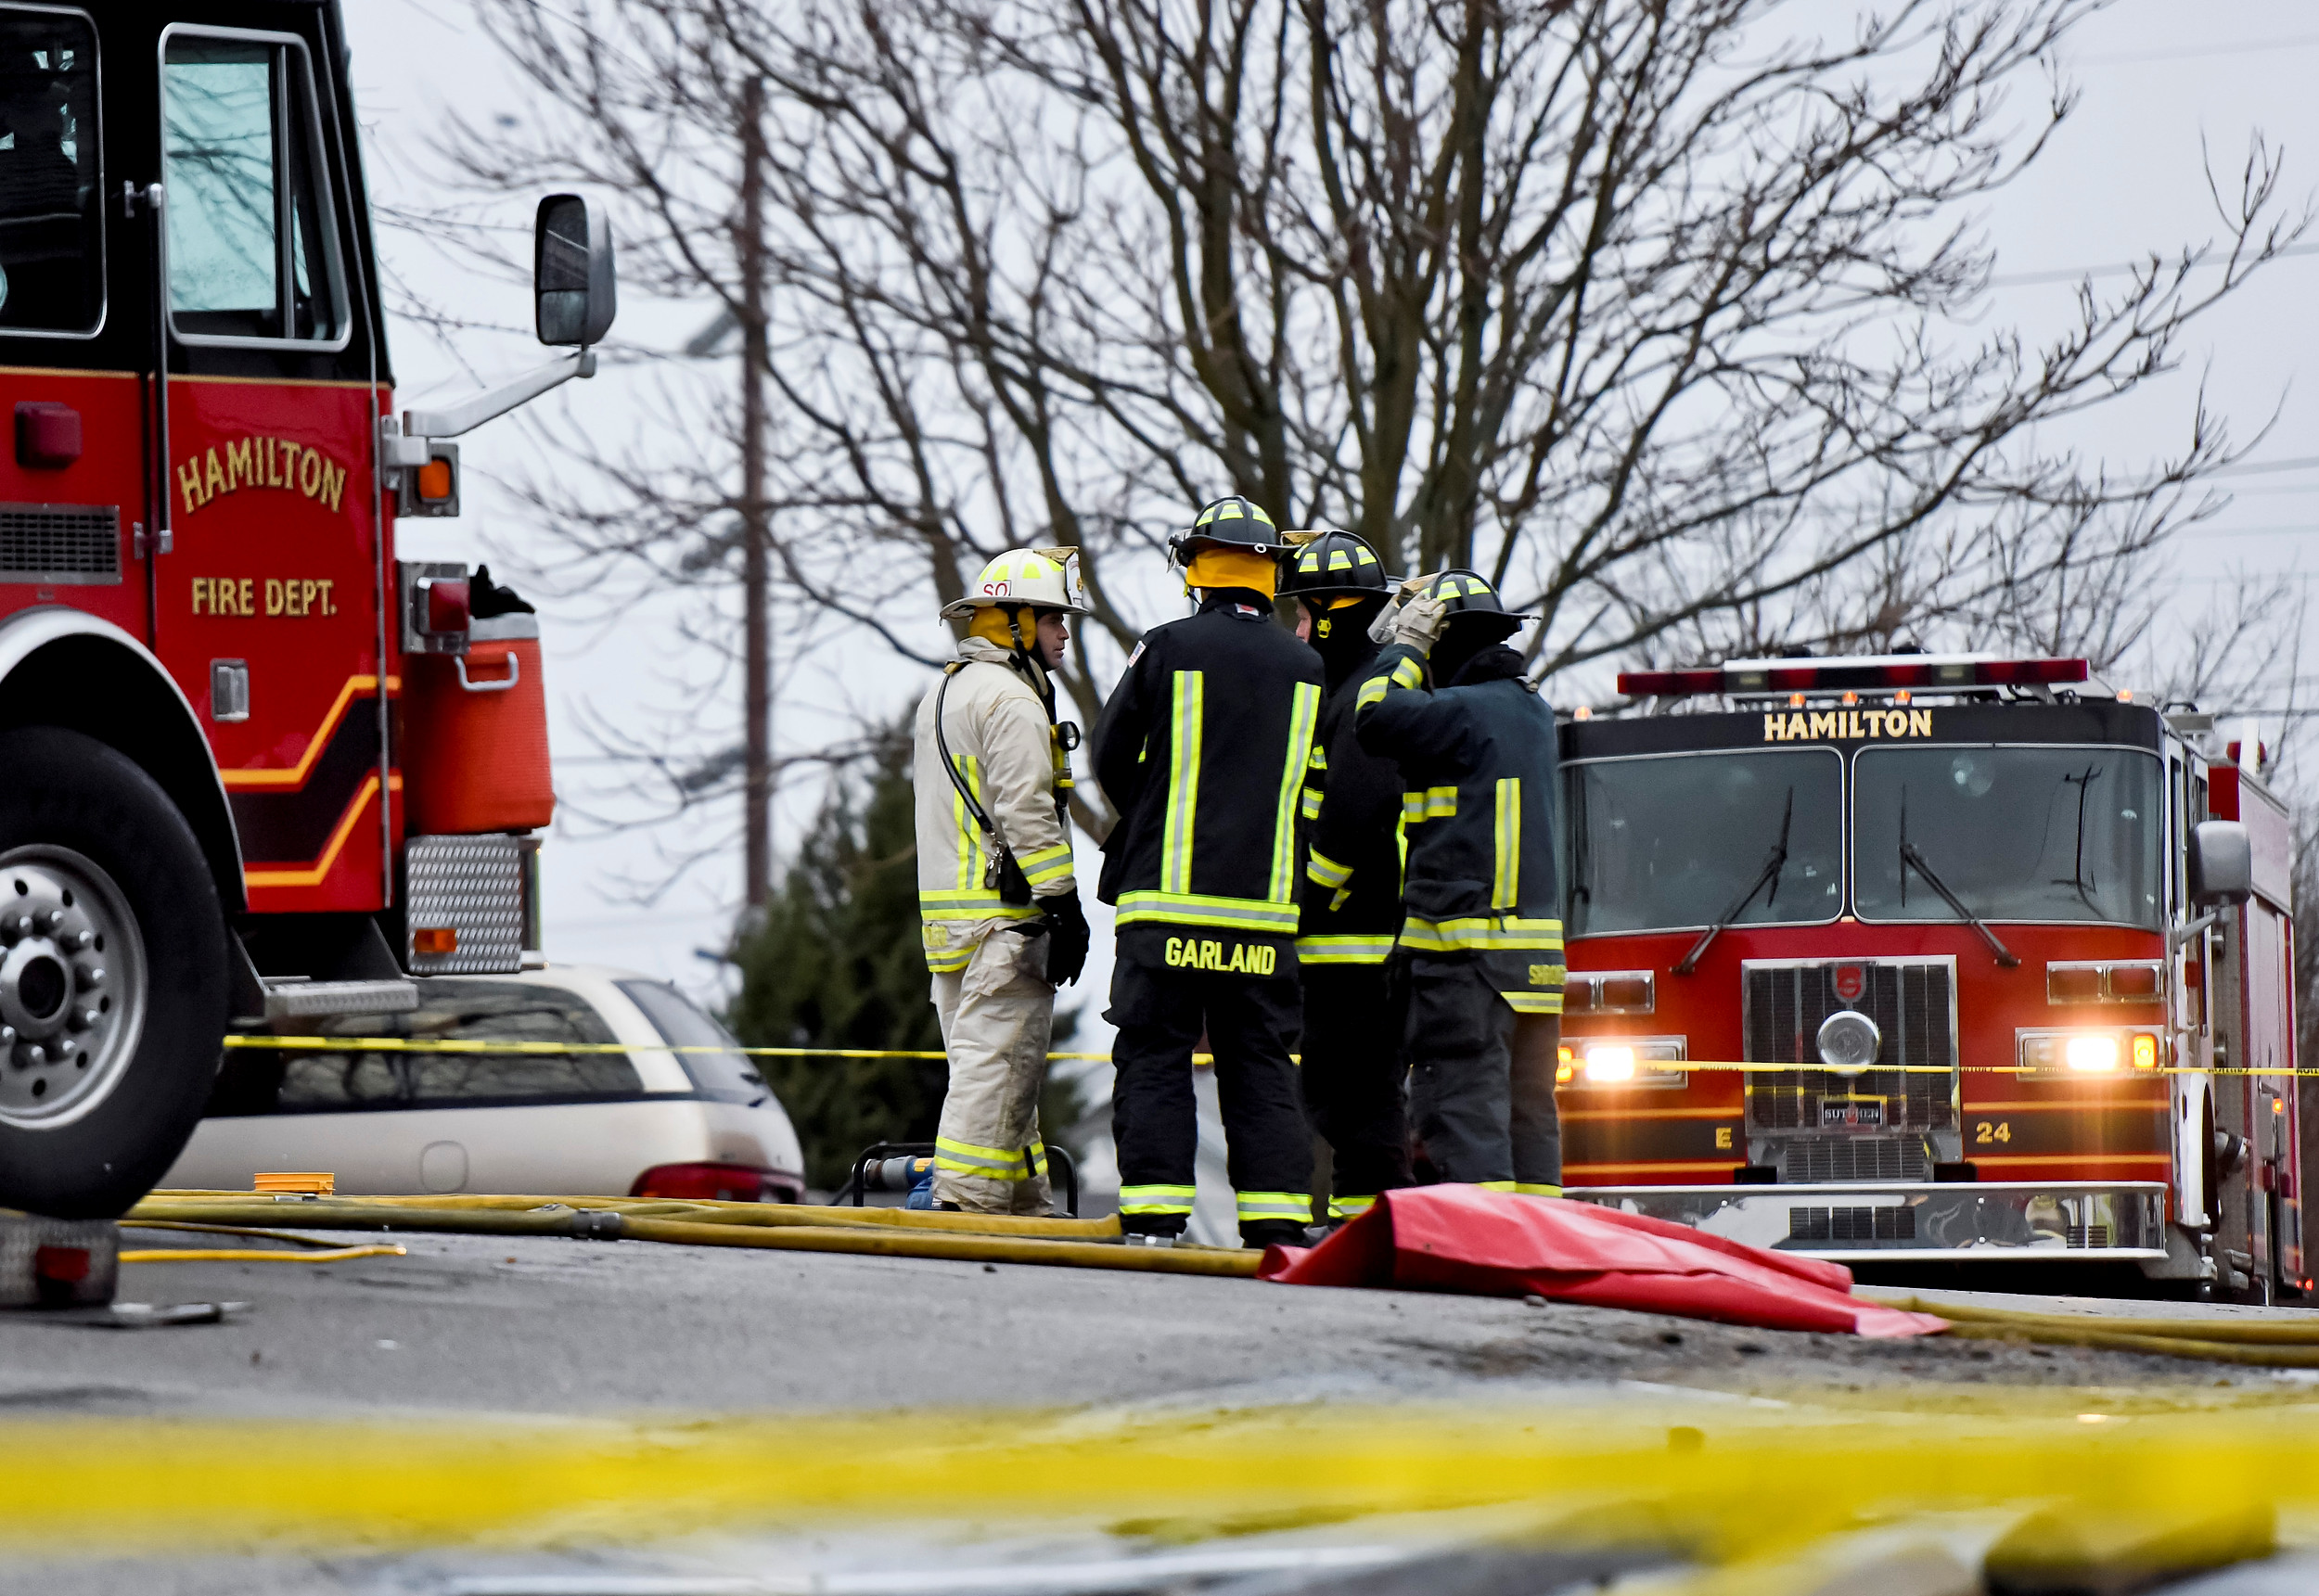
left=163, top=965, right=806, bottom=1202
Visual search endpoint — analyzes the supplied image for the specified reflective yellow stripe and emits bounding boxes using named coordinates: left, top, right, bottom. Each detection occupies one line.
left=1515, top=1183, right=1563, bottom=1198
left=1294, top=935, right=1396, bottom=964
left=1399, top=914, right=1565, bottom=952
left=1019, top=842, right=1074, bottom=887
left=1391, top=658, right=1423, bottom=689
left=920, top=888, right=1044, bottom=924
left=1162, top=671, right=1204, bottom=897
left=1236, top=1192, right=1310, bottom=1221
left=952, top=755, right=982, bottom=891
left=1503, top=990, right=1566, bottom=1015
left=1355, top=677, right=1389, bottom=710
left=1117, top=892, right=1300, bottom=934
left=1329, top=1194, right=1376, bottom=1219
left=1270, top=682, right=1323, bottom=903
left=1300, top=788, right=1323, bottom=822
left=1402, top=786, right=1457, bottom=824
left=1306, top=849, right=1353, bottom=891
left=1493, top=777, right=1519, bottom=910
left=1308, top=746, right=1327, bottom=772
left=1120, top=1184, right=1197, bottom=1215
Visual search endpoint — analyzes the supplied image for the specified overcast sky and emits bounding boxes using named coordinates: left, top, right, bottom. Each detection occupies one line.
left=341, top=1, right=2319, bottom=1029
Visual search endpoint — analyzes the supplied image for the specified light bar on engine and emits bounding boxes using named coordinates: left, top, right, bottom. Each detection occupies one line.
left=1615, top=652, right=2089, bottom=700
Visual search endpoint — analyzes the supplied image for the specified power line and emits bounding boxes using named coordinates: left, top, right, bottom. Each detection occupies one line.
left=1987, top=241, right=2319, bottom=288
left=2076, top=32, right=2319, bottom=67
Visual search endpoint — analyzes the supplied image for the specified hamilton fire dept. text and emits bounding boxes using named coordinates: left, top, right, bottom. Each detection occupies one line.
left=1762, top=709, right=1934, bottom=741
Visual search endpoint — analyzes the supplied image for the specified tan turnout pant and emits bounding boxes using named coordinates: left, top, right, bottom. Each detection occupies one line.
left=930, top=924, right=1055, bottom=1215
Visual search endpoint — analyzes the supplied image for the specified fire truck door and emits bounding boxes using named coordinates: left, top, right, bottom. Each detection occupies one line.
left=151, top=24, right=385, bottom=913
left=0, top=12, right=144, bottom=641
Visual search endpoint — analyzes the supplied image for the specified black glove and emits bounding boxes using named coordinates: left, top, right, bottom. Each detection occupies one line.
left=1041, top=890, right=1091, bottom=988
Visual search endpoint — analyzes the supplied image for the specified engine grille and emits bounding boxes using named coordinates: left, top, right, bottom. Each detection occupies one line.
left=1789, top=1205, right=1916, bottom=1244
left=0, top=503, right=119, bottom=584
left=1744, top=959, right=1955, bottom=1149
left=1783, top=1136, right=1928, bottom=1184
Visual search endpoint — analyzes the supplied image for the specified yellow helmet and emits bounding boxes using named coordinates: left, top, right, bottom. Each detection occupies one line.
left=940, top=547, right=1093, bottom=619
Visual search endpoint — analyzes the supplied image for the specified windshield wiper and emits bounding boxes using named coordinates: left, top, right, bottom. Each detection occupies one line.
left=2049, top=763, right=2103, bottom=913
left=1899, top=790, right=2019, bottom=967
left=1674, top=788, right=1792, bottom=976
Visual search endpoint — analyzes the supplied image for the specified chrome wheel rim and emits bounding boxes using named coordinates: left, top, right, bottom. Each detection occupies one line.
left=0, top=846, right=147, bottom=1130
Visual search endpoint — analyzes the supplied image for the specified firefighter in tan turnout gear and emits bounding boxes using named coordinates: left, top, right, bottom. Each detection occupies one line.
left=915, top=548, right=1095, bottom=1214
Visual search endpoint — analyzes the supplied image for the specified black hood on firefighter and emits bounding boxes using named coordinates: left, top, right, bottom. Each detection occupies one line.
left=1308, top=594, right=1387, bottom=689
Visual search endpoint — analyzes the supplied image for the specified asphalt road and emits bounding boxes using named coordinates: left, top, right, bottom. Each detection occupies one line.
left=10, top=1226, right=2319, bottom=1596
left=0, top=1224, right=2297, bottom=1418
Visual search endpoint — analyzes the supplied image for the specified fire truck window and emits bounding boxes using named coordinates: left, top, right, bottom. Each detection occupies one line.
left=1853, top=747, right=2162, bottom=929
left=1563, top=749, right=1844, bottom=937
left=163, top=34, right=343, bottom=343
left=0, top=14, right=99, bottom=334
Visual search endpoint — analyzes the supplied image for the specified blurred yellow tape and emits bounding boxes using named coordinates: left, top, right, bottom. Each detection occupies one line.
left=4, top=1400, right=2319, bottom=1556
left=214, top=1035, right=2309, bottom=1077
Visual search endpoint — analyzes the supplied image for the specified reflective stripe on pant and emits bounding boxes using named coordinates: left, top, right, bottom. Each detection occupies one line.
left=1401, top=953, right=1560, bottom=1190
left=1299, top=961, right=1411, bottom=1208
left=929, top=924, right=1054, bottom=1216
left=1108, top=957, right=1312, bottom=1240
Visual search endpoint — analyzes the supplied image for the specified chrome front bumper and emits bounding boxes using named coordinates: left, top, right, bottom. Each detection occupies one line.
left=1566, top=1181, right=2169, bottom=1261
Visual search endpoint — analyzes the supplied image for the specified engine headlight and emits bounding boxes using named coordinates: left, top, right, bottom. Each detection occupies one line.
left=1582, top=1044, right=1635, bottom=1082
left=2065, top=1034, right=2120, bottom=1074
left=1815, top=1010, right=1881, bottom=1073
left=2018, top=1028, right=2161, bottom=1079
left=1557, top=1037, right=1687, bottom=1089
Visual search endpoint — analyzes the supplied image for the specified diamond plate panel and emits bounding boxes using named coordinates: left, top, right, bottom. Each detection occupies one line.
left=404, top=834, right=525, bottom=975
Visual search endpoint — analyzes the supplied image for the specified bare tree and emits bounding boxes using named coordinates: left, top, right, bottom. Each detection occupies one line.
left=432, top=0, right=2303, bottom=852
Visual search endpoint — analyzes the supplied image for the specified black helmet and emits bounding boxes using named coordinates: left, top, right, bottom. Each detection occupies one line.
left=1278, top=528, right=1393, bottom=600
left=1418, top=568, right=1535, bottom=644
left=1170, top=495, right=1281, bottom=561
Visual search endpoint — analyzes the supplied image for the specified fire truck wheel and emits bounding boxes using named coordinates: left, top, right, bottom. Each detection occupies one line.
left=0, top=727, right=226, bottom=1219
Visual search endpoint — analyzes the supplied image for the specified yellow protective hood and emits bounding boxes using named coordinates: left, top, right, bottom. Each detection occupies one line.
left=967, top=606, right=1033, bottom=646
left=1185, top=547, right=1277, bottom=598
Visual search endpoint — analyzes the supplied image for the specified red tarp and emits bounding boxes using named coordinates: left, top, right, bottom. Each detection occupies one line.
left=1257, top=1186, right=1947, bottom=1339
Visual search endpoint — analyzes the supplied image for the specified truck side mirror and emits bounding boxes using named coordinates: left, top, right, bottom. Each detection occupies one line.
left=534, top=194, right=617, bottom=347
left=2188, top=820, right=2253, bottom=908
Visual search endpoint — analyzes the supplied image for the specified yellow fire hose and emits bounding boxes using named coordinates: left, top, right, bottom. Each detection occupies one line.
left=129, top=1193, right=1262, bottom=1278
left=118, top=1218, right=409, bottom=1265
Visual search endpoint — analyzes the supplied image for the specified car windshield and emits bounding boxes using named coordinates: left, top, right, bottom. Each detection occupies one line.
left=1852, top=746, right=2161, bottom=928
left=617, top=978, right=771, bottom=1106
left=207, top=980, right=643, bottom=1116
left=1565, top=749, right=1845, bottom=936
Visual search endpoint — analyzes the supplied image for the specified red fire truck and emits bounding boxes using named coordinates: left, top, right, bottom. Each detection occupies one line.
left=1558, top=653, right=2300, bottom=1301
left=0, top=4, right=610, bottom=1218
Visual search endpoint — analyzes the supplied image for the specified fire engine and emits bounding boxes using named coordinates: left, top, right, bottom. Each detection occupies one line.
left=1557, top=653, right=2300, bottom=1301
left=0, top=4, right=611, bottom=1218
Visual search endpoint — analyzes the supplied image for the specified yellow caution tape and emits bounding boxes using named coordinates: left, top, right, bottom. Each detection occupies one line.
left=214, top=1034, right=2309, bottom=1078
left=3, top=1399, right=2319, bottom=1557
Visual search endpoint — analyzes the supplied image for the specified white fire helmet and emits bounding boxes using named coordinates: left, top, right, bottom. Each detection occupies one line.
left=940, top=546, right=1094, bottom=619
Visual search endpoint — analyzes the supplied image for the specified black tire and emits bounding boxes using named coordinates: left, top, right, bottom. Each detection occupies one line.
left=0, top=727, right=226, bottom=1217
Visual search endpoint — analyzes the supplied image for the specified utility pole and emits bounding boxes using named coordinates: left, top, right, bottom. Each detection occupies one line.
left=739, top=74, right=773, bottom=910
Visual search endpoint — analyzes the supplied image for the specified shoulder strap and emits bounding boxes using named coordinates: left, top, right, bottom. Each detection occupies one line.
left=933, top=664, right=1002, bottom=843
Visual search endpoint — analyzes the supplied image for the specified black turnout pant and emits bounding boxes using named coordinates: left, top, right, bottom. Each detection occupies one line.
left=1108, top=958, right=1313, bottom=1240
left=1299, top=962, right=1410, bottom=1213
left=1402, top=954, right=1561, bottom=1190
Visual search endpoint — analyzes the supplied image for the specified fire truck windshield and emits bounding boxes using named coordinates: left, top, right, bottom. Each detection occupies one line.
left=1564, top=749, right=1845, bottom=935
left=1852, top=746, right=2162, bottom=929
